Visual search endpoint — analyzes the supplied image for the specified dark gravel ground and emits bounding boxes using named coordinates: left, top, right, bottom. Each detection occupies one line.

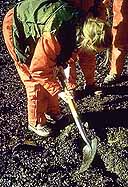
left=0, top=1, right=128, bottom=187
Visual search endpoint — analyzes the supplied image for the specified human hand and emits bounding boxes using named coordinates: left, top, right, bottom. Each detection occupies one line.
left=56, top=64, right=71, bottom=80
left=57, top=66, right=67, bottom=80
left=64, top=64, right=70, bottom=80
left=58, top=89, right=73, bottom=103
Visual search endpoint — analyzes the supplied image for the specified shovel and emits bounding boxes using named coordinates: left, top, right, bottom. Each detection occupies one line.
left=59, top=77, right=97, bottom=172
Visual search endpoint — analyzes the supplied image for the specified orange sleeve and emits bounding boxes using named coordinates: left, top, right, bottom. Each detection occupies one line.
left=29, top=32, right=62, bottom=96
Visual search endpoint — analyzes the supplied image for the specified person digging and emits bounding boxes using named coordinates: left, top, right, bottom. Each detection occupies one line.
left=2, top=0, right=112, bottom=137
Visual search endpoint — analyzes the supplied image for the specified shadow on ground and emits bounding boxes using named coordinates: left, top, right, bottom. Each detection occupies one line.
left=80, top=109, right=128, bottom=141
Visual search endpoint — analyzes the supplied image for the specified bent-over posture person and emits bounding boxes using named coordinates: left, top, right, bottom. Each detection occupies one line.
left=3, top=0, right=112, bottom=137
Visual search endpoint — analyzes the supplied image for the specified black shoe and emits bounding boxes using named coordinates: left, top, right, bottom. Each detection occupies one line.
left=84, top=84, right=103, bottom=96
left=103, top=73, right=119, bottom=84
left=55, top=115, right=71, bottom=131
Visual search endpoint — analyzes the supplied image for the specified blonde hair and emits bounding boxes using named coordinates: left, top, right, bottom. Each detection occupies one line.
left=80, top=18, right=112, bottom=53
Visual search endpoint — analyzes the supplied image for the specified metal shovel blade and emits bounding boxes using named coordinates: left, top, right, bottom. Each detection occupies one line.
left=73, top=117, right=97, bottom=172
left=64, top=97, right=97, bottom=172
left=79, top=137, right=97, bottom=173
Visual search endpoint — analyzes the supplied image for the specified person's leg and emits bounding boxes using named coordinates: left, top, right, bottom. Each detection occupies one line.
left=104, top=0, right=128, bottom=84
left=109, top=47, right=126, bottom=76
left=2, top=9, right=55, bottom=136
left=65, top=48, right=97, bottom=95
left=25, top=33, right=64, bottom=135
left=104, top=28, right=127, bottom=84
left=78, top=50, right=96, bottom=86
left=47, top=93, right=61, bottom=120
left=25, top=81, right=48, bottom=126
left=77, top=50, right=98, bottom=95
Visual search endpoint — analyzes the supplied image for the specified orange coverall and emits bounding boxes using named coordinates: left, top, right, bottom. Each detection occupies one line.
left=104, top=0, right=128, bottom=76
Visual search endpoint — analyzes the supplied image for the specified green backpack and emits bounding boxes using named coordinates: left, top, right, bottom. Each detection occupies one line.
left=13, top=0, right=79, bottom=64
